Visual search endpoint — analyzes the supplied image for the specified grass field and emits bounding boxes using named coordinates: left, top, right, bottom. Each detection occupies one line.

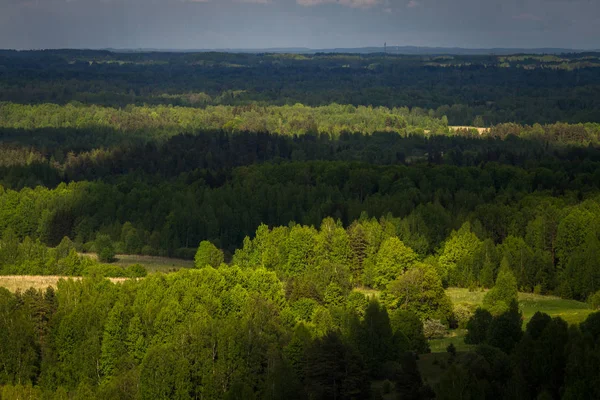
left=81, top=253, right=195, bottom=273
left=0, top=275, right=130, bottom=292
left=0, top=254, right=194, bottom=292
left=428, top=288, right=594, bottom=352
left=446, top=287, right=593, bottom=326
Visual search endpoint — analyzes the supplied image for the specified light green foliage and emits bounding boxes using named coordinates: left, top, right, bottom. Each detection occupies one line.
left=385, top=263, right=453, bottom=323
left=439, top=222, right=482, bottom=285
left=126, top=315, right=146, bottom=364
left=316, top=217, right=352, bottom=267
left=365, top=237, right=418, bottom=289
left=100, top=301, right=128, bottom=379
left=324, top=282, right=345, bottom=307
left=140, top=344, right=191, bottom=400
left=291, top=298, right=318, bottom=322
left=453, top=302, right=477, bottom=329
left=194, top=240, right=224, bottom=268
left=346, top=291, right=369, bottom=317
left=285, top=225, right=318, bottom=278
left=311, top=305, right=335, bottom=337
left=589, top=290, right=600, bottom=310
left=483, top=262, right=518, bottom=315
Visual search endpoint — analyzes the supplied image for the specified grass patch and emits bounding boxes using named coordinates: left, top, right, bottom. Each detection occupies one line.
left=446, top=287, right=593, bottom=326
left=518, top=292, right=593, bottom=326
left=437, top=288, right=594, bottom=353
left=81, top=253, right=194, bottom=273
left=0, top=255, right=193, bottom=292
left=428, top=329, right=473, bottom=353
left=417, top=352, right=454, bottom=387
left=353, top=287, right=381, bottom=298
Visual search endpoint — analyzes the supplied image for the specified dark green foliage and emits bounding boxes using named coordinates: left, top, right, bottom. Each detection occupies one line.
left=446, top=343, right=457, bottom=358
left=526, top=311, right=552, bottom=340
left=486, top=301, right=523, bottom=354
left=0, top=288, right=39, bottom=385
left=1, top=49, right=600, bottom=398
left=351, top=299, right=400, bottom=378
left=580, top=311, right=600, bottom=340
left=395, top=352, right=430, bottom=400
left=304, top=332, right=370, bottom=400
left=95, top=234, right=116, bottom=263
left=389, top=310, right=430, bottom=353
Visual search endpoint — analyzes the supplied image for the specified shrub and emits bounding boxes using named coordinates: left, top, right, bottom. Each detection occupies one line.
left=83, top=263, right=126, bottom=278
left=483, top=262, right=518, bottom=315
left=453, top=303, right=477, bottom=329
left=126, top=264, right=148, bottom=278
left=95, top=234, right=116, bottom=263
left=588, top=290, right=600, bottom=310
left=423, top=319, right=447, bottom=339
left=194, top=241, right=224, bottom=267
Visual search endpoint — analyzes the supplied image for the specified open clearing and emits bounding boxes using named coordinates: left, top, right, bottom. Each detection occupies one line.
left=420, top=290, right=593, bottom=385
left=0, top=254, right=194, bottom=292
left=446, top=287, right=593, bottom=326
left=80, top=253, right=195, bottom=273
left=0, top=275, right=131, bottom=292
left=429, top=287, right=593, bottom=353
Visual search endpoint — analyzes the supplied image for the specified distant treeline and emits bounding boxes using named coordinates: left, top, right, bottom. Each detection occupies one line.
left=1, top=50, right=600, bottom=125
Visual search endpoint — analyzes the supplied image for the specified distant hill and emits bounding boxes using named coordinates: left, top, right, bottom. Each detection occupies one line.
left=106, top=46, right=598, bottom=55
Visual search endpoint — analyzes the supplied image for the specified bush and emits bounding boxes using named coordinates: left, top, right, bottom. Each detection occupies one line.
left=588, top=290, right=600, bottom=310
left=423, top=319, right=447, bottom=339
left=453, top=303, right=477, bottom=329
left=83, top=263, right=126, bottom=278
left=126, top=264, right=148, bottom=278
left=194, top=241, right=224, bottom=267
left=483, top=263, right=518, bottom=314
left=141, top=245, right=158, bottom=256
left=95, top=234, right=116, bottom=263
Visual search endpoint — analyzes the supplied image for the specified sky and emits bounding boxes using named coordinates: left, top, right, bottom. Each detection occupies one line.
left=0, top=0, right=599, bottom=50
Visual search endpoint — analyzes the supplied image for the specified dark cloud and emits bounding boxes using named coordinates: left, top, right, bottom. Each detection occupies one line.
left=0, top=0, right=598, bottom=49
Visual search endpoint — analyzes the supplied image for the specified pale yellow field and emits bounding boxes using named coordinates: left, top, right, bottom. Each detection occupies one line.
left=0, top=275, right=130, bottom=292
left=449, top=126, right=490, bottom=135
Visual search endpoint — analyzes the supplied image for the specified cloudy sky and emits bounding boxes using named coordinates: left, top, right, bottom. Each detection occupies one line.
left=1, top=0, right=599, bottom=50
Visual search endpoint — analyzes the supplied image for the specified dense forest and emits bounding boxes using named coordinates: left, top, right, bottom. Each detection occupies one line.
left=1, top=50, right=600, bottom=399
left=2, top=51, right=600, bottom=125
